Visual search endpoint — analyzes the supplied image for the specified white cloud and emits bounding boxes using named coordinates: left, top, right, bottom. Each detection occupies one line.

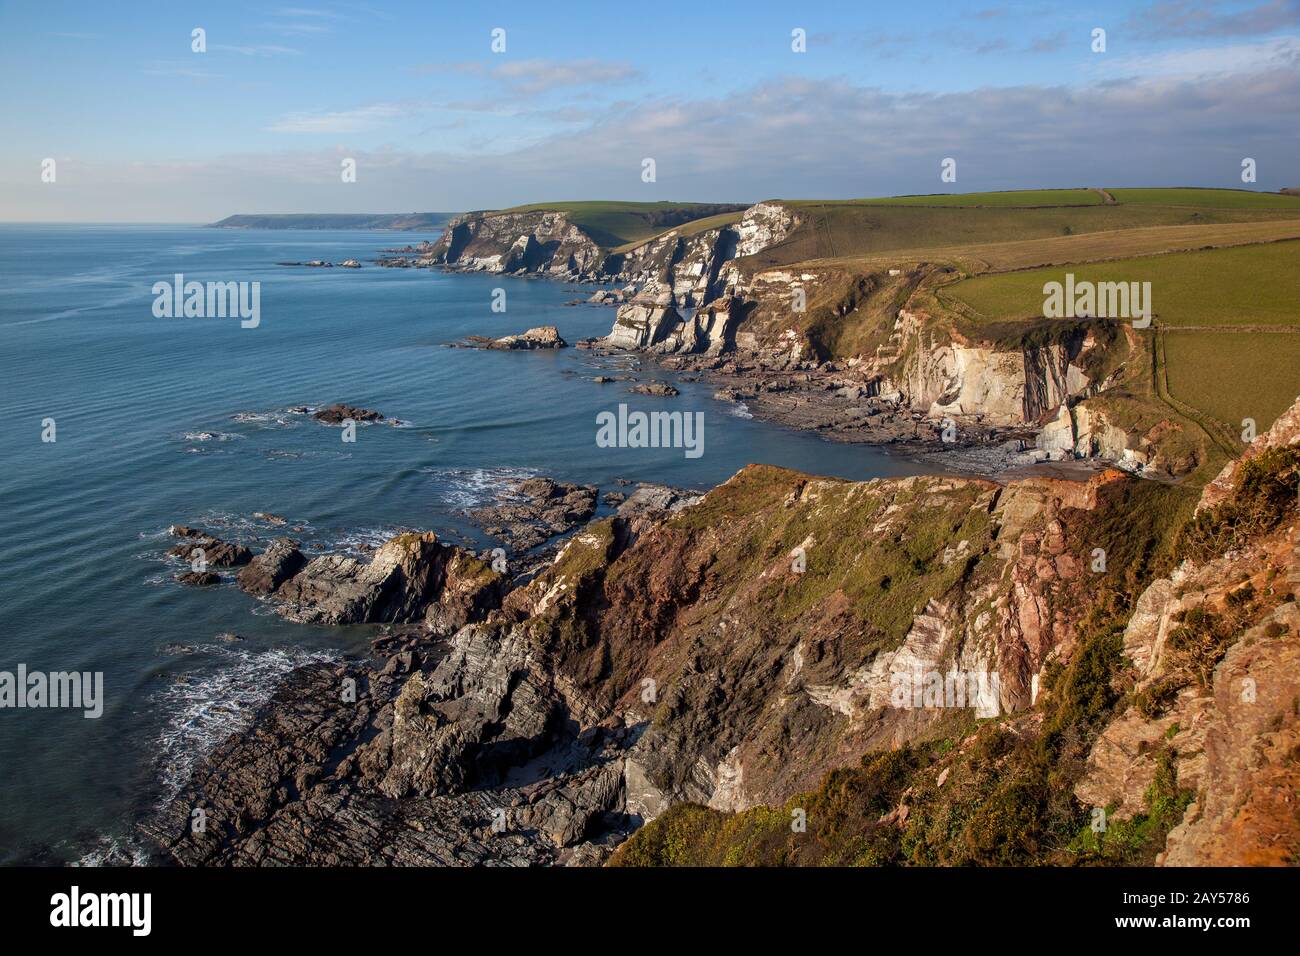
left=266, top=103, right=410, bottom=133
left=1094, top=35, right=1300, bottom=78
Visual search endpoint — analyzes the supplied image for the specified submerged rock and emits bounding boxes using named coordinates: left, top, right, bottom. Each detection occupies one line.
left=312, top=403, right=384, bottom=424
left=175, top=570, right=221, bottom=586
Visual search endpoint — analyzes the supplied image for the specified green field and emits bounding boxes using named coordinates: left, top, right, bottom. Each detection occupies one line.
left=1108, top=188, right=1300, bottom=210
left=944, top=240, right=1300, bottom=328
left=496, top=200, right=746, bottom=247
left=738, top=202, right=1300, bottom=270
left=790, top=189, right=1107, bottom=208
left=1163, top=331, right=1300, bottom=432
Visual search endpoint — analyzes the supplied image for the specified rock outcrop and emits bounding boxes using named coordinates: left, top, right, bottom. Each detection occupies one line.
left=311, top=403, right=383, bottom=424
left=150, top=459, right=1160, bottom=865
left=236, top=537, right=306, bottom=595
left=167, top=528, right=252, bottom=568
left=1073, top=399, right=1300, bottom=865
left=427, top=210, right=604, bottom=276
left=274, top=532, right=504, bottom=631
left=459, top=325, right=567, bottom=350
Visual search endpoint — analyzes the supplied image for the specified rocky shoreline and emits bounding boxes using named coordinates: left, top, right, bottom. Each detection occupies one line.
left=370, top=201, right=1156, bottom=479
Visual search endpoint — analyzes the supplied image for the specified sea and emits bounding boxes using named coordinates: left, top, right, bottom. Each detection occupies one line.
left=0, top=223, right=926, bottom=864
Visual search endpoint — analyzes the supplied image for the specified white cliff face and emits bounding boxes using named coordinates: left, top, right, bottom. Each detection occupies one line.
left=609, top=227, right=740, bottom=308
left=1037, top=403, right=1142, bottom=468
left=605, top=298, right=742, bottom=355
left=604, top=301, right=682, bottom=350
left=890, top=309, right=1093, bottom=428
left=429, top=210, right=604, bottom=275
left=734, top=202, right=798, bottom=257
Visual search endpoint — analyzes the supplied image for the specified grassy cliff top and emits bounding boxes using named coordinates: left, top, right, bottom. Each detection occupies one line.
left=494, top=200, right=748, bottom=247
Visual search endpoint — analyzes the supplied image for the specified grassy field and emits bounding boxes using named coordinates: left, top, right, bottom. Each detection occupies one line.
left=1108, top=188, right=1300, bottom=210
left=739, top=202, right=1300, bottom=269
left=1162, top=331, right=1300, bottom=434
left=790, top=189, right=1107, bottom=208
left=496, top=200, right=746, bottom=248
left=609, top=209, right=746, bottom=254
left=944, top=240, right=1300, bottom=328
left=797, top=219, right=1300, bottom=277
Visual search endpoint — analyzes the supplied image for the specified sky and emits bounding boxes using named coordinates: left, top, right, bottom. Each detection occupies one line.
left=1, top=0, right=1298, bottom=221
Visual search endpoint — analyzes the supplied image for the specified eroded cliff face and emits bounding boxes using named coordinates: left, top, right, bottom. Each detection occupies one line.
left=1073, top=397, right=1300, bottom=866
left=428, top=210, right=605, bottom=275
left=424, top=202, right=797, bottom=295
left=151, top=456, right=1178, bottom=865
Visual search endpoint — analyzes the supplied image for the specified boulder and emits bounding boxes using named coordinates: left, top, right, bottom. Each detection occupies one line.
left=237, top=537, right=307, bottom=595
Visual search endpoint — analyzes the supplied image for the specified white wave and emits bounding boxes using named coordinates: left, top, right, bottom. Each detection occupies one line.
left=181, top=430, right=243, bottom=442
left=420, top=465, right=537, bottom=510
left=153, top=644, right=337, bottom=800
left=74, top=834, right=152, bottom=868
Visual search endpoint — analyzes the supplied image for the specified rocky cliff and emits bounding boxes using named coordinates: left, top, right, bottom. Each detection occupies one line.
left=143, top=388, right=1300, bottom=866
left=615, top=395, right=1300, bottom=866
left=427, top=210, right=606, bottom=276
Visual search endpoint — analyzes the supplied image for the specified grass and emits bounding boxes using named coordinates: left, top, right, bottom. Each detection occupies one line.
left=494, top=200, right=746, bottom=248
left=1162, top=331, right=1300, bottom=435
left=738, top=203, right=1300, bottom=271
left=788, top=189, right=1107, bottom=208
left=1108, top=188, right=1300, bottom=210
left=943, top=240, right=1300, bottom=328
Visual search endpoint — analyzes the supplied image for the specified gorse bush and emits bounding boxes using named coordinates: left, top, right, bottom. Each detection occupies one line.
left=1177, top=446, right=1300, bottom=562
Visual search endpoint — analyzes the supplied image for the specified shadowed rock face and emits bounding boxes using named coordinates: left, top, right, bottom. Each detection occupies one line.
left=236, top=537, right=306, bottom=595
left=273, top=532, right=504, bottom=630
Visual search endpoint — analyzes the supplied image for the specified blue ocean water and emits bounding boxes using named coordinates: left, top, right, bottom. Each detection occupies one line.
left=0, top=224, right=925, bottom=863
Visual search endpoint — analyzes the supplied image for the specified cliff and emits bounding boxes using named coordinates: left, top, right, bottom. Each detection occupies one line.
left=615, top=395, right=1300, bottom=866
left=144, top=390, right=1300, bottom=866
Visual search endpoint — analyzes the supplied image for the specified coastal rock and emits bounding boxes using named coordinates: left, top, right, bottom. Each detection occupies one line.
left=627, top=382, right=679, bottom=397
left=274, top=531, right=503, bottom=629
left=237, top=537, right=307, bottom=595
left=176, top=570, right=221, bottom=586
left=427, top=210, right=604, bottom=275
left=468, top=477, right=598, bottom=553
left=604, top=300, right=682, bottom=350
left=167, top=530, right=252, bottom=568
left=312, top=403, right=384, bottom=424
left=463, top=325, right=568, bottom=350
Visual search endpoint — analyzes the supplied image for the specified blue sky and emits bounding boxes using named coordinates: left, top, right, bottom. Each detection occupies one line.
left=2, top=0, right=1298, bottom=220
